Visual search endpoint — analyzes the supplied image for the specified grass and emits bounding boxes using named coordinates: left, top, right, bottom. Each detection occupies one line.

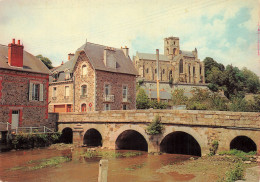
left=28, top=156, right=71, bottom=170
left=125, top=163, right=146, bottom=171
left=219, top=149, right=256, bottom=161
left=81, top=150, right=143, bottom=159
left=9, top=156, right=71, bottom=171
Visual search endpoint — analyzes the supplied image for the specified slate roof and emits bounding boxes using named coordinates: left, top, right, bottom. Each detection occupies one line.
left=136, top=52, right=170, bottom=61
left=0, top=44, right=50, bottom=75
left=145, top=89, right=172, bottom=100
left=136, top=50, right=195, bottom=61
left=51, top=42, right=138, bottom=80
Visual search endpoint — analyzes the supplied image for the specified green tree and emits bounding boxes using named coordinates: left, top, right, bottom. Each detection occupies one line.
left=146, top=115, right=164, bottom=135
left=223, top=65, right=245, bottom=99
left=241, top=67, right=260, bottom=94
left=203, top=57, right=225, bottom=79
left=36, top=54, right=54, bottom=69
left=136, top=88, right=150, bottom=109
left=171, top=89, right=188, bottom=105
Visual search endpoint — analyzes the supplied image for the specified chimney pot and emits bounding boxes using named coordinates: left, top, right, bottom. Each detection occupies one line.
left=18, top=40, right=20, bottom=45
left=12, top=39, right=15, bottom=44
left=125, top=46, right=127, bottom=48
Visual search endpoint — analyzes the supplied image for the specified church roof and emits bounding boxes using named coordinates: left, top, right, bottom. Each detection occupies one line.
left=136, top=52, right=170, bottom=61
left=0, top=44, right=50, bottom=75
left=179, top=50, right=195, bottom=58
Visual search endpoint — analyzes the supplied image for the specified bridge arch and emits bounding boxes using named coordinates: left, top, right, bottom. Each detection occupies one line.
left=60, top=127, right=73, bottom=144
left=159, top=127, right=206, bottom=156
left=230, top=136, right=257, bottom=153
left=83, top=128, right=102, bottom=147
left=160, top=131, right=201, bottom=156
left=115, top=129, right=148, bottom=151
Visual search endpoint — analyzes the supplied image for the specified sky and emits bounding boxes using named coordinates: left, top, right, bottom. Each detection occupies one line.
left=0, top=0, right=259, bottom=76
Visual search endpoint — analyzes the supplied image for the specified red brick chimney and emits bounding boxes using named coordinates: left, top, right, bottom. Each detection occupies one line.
left=8, top=39, right=24, bottom=67
left=68, top=53, right=74, bottom=61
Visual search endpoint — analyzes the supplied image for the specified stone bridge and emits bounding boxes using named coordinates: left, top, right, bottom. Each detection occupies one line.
left=53, top=110, right=260, bottom=156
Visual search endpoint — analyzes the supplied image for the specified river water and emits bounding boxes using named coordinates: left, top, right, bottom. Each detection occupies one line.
left=0, top=147, right=196, bottom=182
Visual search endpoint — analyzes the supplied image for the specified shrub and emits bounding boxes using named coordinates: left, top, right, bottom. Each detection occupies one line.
left=209, top=140, right=219, bottom=156
left=146, top=115, right=164, bottom=135
left=171, top=89, right=188, bottom=106
left=225, top=162, right=244, bottom=182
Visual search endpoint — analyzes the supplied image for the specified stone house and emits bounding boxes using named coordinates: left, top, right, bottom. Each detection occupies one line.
left=48, top=41, right=138, bottom=113
left=0, top=39, right=50, bottom=130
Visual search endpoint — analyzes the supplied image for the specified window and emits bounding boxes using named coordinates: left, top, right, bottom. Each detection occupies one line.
left=29, top=82, right=43, bottom=101
left=169, top=70, right=172, bottom=80
left=123, top=86, right=127, bottom=101
left=123, top=104, right=127, bottom=110
left=81, top=104, right=86, bottom=112
left=179, top=59, right=183, bottom=73
left=65, top=86, right=69, bottom=97
left=155, top=69, right=157, bottom=74
left=105, top=104, right=110, bottom=111
left=146, top=68, right=149, bottom=73
left=82, top=65, right=87, bottom=76
left=53, top=87, right=57, bottom=97
left=200, top=66, right=202, bottom=75
left=193, top=66, right=195, bottom=76
left=67, top=104, right=72, bottom=112
left=81, top=85, right=87, bottom=96
left=105, top=84, right=110, bottom=95
left=162, top=69, right=165, bottom=74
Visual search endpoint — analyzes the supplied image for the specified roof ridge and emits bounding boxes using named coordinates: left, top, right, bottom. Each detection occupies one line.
left=87, top=42, right=121, bottom=50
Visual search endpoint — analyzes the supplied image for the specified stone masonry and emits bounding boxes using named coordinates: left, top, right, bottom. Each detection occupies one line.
left=54, top=109, right=260, bottom=156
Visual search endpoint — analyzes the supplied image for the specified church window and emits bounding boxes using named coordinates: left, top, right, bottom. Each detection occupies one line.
left=179, top=59, right=183, bottom=73
left=155, top=69, right=157, bottom=74
left=174, top=41, right=175, bottom=45
left=193, top=66, right=195, bottom=76
left=162, top=69, right=165, bottom=74
left=146, top=68, right=149, bottom=73
left=200, top=66, right=202, bottom=75
left=169, top=70, right=172, bottom=80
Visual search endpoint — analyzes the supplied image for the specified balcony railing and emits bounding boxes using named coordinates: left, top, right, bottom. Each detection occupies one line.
left=103, top=95, right=114, bottom=102
left=80, top=95, right=87, bottom=99
left=122, top=97, right=128, bottom=102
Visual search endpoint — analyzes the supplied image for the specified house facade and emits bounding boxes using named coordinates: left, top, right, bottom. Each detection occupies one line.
left=49, top=41, right=138, bottom=113
left=0, top=39, right=50, bottom=129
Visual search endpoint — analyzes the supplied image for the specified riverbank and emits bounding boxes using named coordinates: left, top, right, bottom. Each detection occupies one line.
left=0, top=144, right=258, bottom=182
left=157, top=154, right=259, bottom=182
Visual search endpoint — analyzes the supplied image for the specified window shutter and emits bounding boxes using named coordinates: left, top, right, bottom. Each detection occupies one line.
left=19, top=109, right=23, bottom=126
left=29, top=82, right=33, bottom=100
left=39, top=84, right=43, bottom=101
left=8, top=109, right=12, bottom=124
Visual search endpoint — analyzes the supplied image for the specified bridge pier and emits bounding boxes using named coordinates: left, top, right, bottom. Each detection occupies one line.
left=73, top=130, right=83, bottom=146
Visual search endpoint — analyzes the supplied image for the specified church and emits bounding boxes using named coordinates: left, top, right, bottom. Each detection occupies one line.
left=133, top=37, right=207, bottom=100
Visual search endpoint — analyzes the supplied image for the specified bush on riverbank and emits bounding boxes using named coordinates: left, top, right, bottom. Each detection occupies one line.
left=8, top=132, right=61, bottom=150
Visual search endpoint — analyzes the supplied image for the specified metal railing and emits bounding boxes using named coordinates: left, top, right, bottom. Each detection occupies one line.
left=15, top=126, right=54, bottom=134
left=103, top=95, right=114, bottom=102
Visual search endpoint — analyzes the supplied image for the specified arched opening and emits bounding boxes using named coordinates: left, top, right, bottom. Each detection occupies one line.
left=173, top=48, right=177, bottom=56
left=160, top=131, right=201, bottom=156
left=82, top=65, right=87, bottom=76
left=60, top=127, right=73, bottom=144
left=81, top=103, right=86, bottom=112
left=83, top=129, right=102, bottom=147
left=179, top=59, right=183, bottom=73
left=115, top=130, right=148, bottom=151
left=230, top=136, right=257, bottom=153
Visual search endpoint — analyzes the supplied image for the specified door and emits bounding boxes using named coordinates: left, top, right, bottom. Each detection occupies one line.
left=11, top=110, right=19, bottom=129
left=54, top=105, right=66, bottom=113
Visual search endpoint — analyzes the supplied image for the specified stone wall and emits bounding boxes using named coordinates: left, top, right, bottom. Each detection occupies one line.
left=57, top=110, right=260, bottom=155
left=95, top=70, right=136, bottom=111
left=0, top=69, right=49, bottom=127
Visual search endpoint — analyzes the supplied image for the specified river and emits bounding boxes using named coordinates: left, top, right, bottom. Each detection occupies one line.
left=0, top=147, right=196, bottom=182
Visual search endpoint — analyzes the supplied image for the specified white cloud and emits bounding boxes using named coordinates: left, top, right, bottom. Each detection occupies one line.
left=0, top=0, right=259, bottom=75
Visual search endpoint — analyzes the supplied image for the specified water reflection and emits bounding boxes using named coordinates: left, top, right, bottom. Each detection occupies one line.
left=0, top=147, right=196, bottom=182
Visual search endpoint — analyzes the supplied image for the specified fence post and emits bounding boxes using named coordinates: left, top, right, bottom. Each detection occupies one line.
left=98, top=159, right=108, bottom=182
